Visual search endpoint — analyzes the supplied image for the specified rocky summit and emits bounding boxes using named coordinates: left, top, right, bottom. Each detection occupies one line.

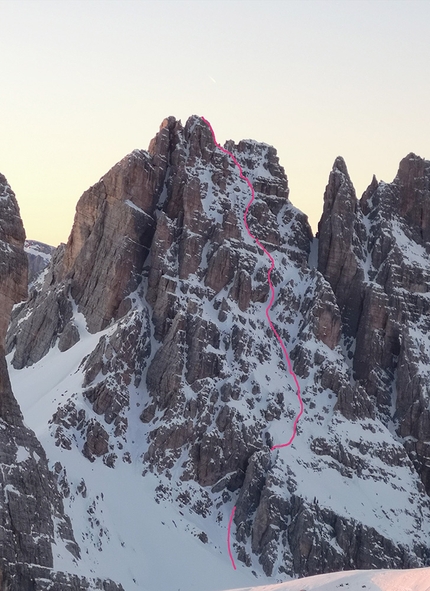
left=2, top=116, right=430, bottom=589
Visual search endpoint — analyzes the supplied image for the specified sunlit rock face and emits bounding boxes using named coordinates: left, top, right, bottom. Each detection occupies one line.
left=6, top=118, right=430, bottom=582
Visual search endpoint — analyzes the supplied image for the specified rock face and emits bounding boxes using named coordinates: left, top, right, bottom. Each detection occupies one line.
left=317, top=157, right=367, bottom=337
left=0, top=175, right=123, bottom=591
left=6, top=120, right=430, bottom=584
left=0, top=175, right=27, bottom=350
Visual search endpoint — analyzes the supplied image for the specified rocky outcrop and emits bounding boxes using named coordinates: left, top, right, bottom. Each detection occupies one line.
left=0, top=355, right=82, bottom=573
left=0, top=563, right=122, bottom=591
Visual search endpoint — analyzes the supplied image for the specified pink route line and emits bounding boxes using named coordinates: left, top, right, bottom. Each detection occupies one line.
left=201, top=117, right=304, bottom=570
left=227, top=505, right=237, bottom=570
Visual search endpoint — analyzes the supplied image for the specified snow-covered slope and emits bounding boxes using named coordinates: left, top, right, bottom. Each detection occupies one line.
left=8, top=309, right=259, bottom=590
left=232, top=567, right=430, bottom=591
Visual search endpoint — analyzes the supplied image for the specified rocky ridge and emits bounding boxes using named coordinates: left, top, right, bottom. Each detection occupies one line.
left=5, top=117, right=430, bottom=585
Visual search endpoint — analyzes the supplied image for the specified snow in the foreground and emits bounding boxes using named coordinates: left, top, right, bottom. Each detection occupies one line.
left=232, top=567, right=430, bottom=591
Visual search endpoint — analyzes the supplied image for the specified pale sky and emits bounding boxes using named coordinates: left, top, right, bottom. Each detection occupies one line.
left=1, top=0, right=429, bottom=246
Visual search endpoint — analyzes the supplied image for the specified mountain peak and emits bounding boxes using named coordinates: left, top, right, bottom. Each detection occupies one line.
left=332, top=155, right=349, bottom=175
left=4, top=118, right=430, bottom=588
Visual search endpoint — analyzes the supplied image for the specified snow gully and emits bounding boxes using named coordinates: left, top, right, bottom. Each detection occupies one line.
left=201, top=117, right=304, bottom=570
